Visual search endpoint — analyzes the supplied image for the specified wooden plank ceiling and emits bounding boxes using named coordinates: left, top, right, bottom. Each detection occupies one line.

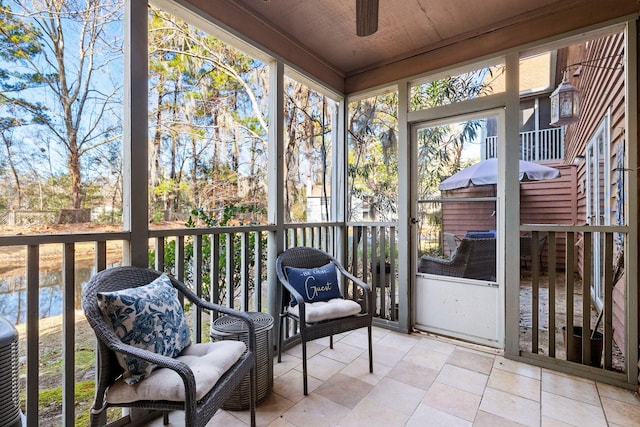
left=181, top=0, right=638, bottom=93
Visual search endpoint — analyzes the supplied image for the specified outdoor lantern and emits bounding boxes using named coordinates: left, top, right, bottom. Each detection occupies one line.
left=550, top=71, right=580, bottom=127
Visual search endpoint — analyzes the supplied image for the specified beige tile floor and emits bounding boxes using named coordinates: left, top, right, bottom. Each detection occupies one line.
left=149, top=327, right=640, bottom=427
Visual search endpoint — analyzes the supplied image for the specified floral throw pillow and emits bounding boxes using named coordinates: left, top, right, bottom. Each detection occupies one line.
left=284, top=262, right=342, bottom=306
left=96, top=273, right=191, bottom=384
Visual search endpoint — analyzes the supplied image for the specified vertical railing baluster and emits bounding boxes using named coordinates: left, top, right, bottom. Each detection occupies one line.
left=193, top=234, right=203, bottom=342
left=241, top=232, right=249, bottom=312
left=565, top=232, right=575, bottom=362
left=93, top=240, right=107, bottom=426
left=390, top=226, right=397, bottom=321
left=350, top=226, right=358, bottom=299
left=378, top=227, right=387, bottom=319
left=324, top=226, right=330, bottom=253
left=62, top=242, right=75, bottom=426
left=371, top=226, right=378, bottom=318
left=548, top=232, right=557, bottom=357
left=603, top=232, right=614, bottom=368
left=254, top=231, right=263, bottom=312
left=532, top=231, right=539, bottom=353
left=226, top=233, right=235, bottom=309
left=211, top=234, right=221, bottom=318
left=154, top=236, right=165, bottom=271
left=582, top=232, right=592, bottom=365
left=362, top=226, right=369, bottom=308
left=95, top=241, right=107, bottom=272
left=176, top=236, right=185, bottom=283
left=26, top=244, right=39, bottom=426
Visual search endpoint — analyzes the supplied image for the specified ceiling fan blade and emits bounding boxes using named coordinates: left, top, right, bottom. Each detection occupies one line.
left=356, top=0, right=379, bottom=37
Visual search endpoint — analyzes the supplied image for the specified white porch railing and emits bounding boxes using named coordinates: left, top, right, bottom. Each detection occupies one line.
left=485, top=127, right=565, bottom=161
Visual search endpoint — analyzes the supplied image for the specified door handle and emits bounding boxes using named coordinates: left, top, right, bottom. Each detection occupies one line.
left=410, top=217, right=419, bottom=225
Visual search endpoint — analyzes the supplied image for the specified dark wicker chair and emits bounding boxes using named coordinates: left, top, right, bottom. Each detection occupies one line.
left=82, top=266, right=256, bottom=427
left=520, top=234, right=548, bottom=273
left=276, top=247, right=373, bottom=395
left=418, top=237, right=496, bottom=281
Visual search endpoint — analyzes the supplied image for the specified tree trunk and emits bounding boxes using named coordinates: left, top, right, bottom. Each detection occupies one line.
left=69, top=143, right=83, bottom=209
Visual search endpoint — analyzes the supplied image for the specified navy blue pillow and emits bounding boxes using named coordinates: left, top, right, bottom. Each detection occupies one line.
left=285, top=262, right=342, bottom=306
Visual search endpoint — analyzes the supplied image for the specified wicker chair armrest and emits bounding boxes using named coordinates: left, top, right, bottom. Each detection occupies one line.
left=335, top=264, right=371, bottom=293
left=275, top=267, right=307, bottom=308
left=276, top=272, right=307, bottom=320
left=334, top=266, right=372, bottom=313
left=418, top=256, right=454, bottom=275
left=108, top=339, right=188, bottom=371
left=421, top=255, right=455, bottom=266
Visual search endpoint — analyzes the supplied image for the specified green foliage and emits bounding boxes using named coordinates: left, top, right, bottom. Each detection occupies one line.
left=147, top=8, right=269, bottom=221
left=348, top=70, right=493, bottom=222
left=348, top=92, right=399, bottom=222
left=0, top=1, right=46, bottom=100
left=282, top=76, right=335, bottom=223
left=150, top=203, right=267, bottom=305
left=30, top=379, right=95, bottom=425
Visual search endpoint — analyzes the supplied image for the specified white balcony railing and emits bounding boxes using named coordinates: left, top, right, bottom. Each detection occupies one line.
left=485, top=127, right=565, bottom=161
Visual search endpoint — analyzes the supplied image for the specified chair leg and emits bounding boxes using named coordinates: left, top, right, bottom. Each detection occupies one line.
left=249, top=365, right=257, bottom=427
left=368, top=325, right=373, bottom=373
left=329, top=334, right=333, bottom=349
left=302, top=341, right=308, bottom=395
left=163, top=411, right=169, bottom=425
left=278, top=315, right=284, bottom=363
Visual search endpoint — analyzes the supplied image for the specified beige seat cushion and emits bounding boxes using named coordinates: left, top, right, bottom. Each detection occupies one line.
left=106, top=340, right=246, bottom=403
left=287, top=298, right=361, bottom=323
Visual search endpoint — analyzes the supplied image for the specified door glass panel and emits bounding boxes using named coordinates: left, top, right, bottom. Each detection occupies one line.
left=586, top=115, right=611, bottom=304
left=415, top=116, right=497, bottom=282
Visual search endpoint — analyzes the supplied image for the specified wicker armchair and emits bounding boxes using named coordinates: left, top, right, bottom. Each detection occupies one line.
left=276, top=247, right=373, bottom=395
left=520, top=234, right=548, bottom=273
left=82, top=266, right=256, bottom=427
left=418, top=237, right=496, bottom=281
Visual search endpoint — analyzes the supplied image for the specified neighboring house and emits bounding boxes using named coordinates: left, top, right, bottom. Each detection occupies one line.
left=442, top=30, right=627, bottom=352
left=440, top=51, right=576, bottom=270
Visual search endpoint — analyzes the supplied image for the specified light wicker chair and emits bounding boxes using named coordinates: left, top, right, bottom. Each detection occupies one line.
left=276, top=247, right=373, bottom=395
left=82, top=266, right=256, bottom=427
left=418, top=237, right=496, bottom=281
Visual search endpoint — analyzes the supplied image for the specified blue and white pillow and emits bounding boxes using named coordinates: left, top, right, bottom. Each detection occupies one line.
left=97, top=273, right=191, bottom=384
left=284, top=262, right=342, bottom=306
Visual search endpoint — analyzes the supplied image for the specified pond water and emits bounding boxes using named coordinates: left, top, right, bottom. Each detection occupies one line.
left=0, top=267, right=95, bottom=325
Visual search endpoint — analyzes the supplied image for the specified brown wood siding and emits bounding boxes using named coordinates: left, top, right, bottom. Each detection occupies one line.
left=441, top=186, right=496, bottom=251
left=441, top=163, right=574, bottom=271
left=560, top=31, right=627, bottom=353
left=520, top=163, right=576, bottom=271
